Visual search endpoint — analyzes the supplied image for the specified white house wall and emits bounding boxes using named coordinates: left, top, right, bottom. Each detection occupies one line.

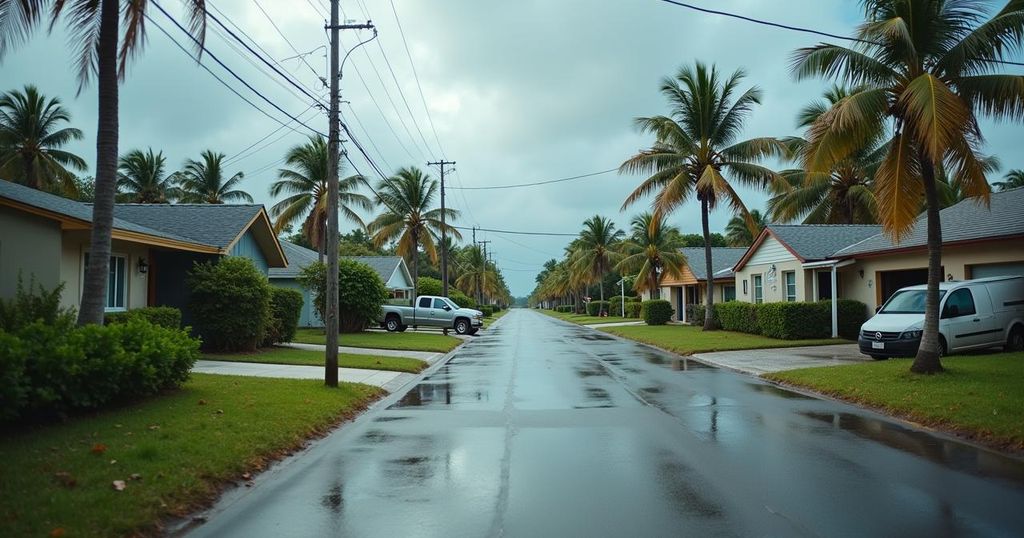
left=747, top=236, right=794, bottom=266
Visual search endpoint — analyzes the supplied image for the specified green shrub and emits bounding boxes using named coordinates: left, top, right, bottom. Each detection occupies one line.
left=1, top=318, right=199, bottom=420
left=449, top=289, right=476, bottom=309
left=0, top=277, right=74, bottom=333
left=757, top=302, right=829, bottom=339
left=836, top=299, right=868, bottom=340
left=586, top=300, right=610, bottom=317
left=264, top=288, right=304, bottom=345
left=555, top=305, right=574, bottom=313
left=105, top=306, right=181, bottom=329
left=479, top=305, right=495, bottom=317
left=717, top=302, right=760, bottom=334
left=417, top=277, right=443, bottom=297
left=299, top=259, right=389, bottom=333
left=687, top=303, right=722, bottom=327
left=609, top=296, right=640, bottom=316
left=624, top=302, right=642, bottom=318
left=189, top=257, right=271, bottom=351
left=641, top=299, right=674, bottom=325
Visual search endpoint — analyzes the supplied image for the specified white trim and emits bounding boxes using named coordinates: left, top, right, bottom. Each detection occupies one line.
left=82, top=250, right=129, bottom=312
left=801, top=258, right=857, bottom=269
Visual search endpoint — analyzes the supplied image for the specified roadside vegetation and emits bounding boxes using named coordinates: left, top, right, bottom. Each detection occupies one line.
left=767, top=353, right=1024, bottom=451
left=204, top=346, right=426, bottom=373
left=539, top=309, right=633, bottom=326
left=293, top=328, right=461, bottom=353
left=0, top=374, right=381, bottom=538
left=601, top=325, right=844, bottom=355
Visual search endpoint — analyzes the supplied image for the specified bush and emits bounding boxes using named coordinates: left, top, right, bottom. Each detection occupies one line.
left=449, top=289, right=476, bottom=309
left=836, top=299, right=868, bottom=340
left=1, top=318, right=199, bottom=420
left=586, top=300, right=609, bottom=317
left=264, top=288, right=304, bottom=345
left=609, top=296, right=640, bottom=316
left=687, top=303, right=721, bottom=328
left=417, top=277, right=443, bottom=297
left=624, top=302, right=642, bottom=318
left=0, top=276, right=74, bottom=333
left=299, top=259, right=389, bottom=333
left=555, top=305, right=574, bottom=313
left=641, top=299, right=674, bottom=325
left=189, top=257, right=271, bottom=351
left=479, top=305, right=494, bottom=317
left=717, top=302, right=760, bottom=334
left=106, top=306, right=181, bottom=329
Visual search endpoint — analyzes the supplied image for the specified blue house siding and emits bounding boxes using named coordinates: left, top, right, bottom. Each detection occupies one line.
left=273, top=278, right=322, bottom=328
left=230, top=230, right=269, bottom=273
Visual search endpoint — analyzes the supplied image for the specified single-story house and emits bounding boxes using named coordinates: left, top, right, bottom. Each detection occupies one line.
left=645, top=247, right=747, bottom=323
left=268, top=241, right=414, bottom=327
left=0, top=179, right=286, bottom=324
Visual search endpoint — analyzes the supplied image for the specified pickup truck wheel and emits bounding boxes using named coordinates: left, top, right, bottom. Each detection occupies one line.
left=1007, top=325, right=1024, bottom=352
left=385, top=315, right=401, bottom=332
left=454, top=318, right=470, bottom=335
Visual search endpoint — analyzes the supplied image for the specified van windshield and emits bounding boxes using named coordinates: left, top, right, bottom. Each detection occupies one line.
left=880, top=290, right=946, bottom=314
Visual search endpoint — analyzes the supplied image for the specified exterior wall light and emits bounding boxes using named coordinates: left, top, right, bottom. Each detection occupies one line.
left=138, top=258, right=149, bottom=275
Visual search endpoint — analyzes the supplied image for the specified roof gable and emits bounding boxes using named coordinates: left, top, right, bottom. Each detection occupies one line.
left=269, top=244, right=413, bottom=289
left=734, top=224, right=883, bottom=271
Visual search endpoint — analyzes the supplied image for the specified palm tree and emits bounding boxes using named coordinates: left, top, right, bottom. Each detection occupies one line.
left=616, top=212, right=688, bottom=296
left=0, top=85, right=86, bottom=196
left=174, top=150, right=253, bottom=204
left=455, top=245, right=500, bottom=303
left=621, top=61, right=786, bottom=330
left=269, top=136, right=372, bottom=260
left=571, top=215, right=624, bottom=314
left=368, top=166, right=460, bottom=288
left=769, top=86, right=885, bottom=224
left=117, top=148, right=179, bottom=203
left=724, top=209, right=768, bottom=247
left=993, top=169, right=1024, bottom=191
left=0, top=1, right=208, bottom=325
left=791, top=0, right=1024, bottom=373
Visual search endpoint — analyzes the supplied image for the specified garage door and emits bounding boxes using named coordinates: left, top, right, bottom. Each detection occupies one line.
left=970, top=262, right=1024, bottom=279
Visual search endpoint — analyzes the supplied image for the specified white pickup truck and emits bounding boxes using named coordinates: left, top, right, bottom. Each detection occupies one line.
left=379, top=295, right=484, bottom=335
left=859, top=276, right=1024, bottom=359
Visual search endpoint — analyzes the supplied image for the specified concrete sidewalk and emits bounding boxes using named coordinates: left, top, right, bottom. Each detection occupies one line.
left=192, top=360, right=415, bottom=393
left=584, top=320, right=644, bottom=328
left=692, top=344, right=869, bottom=376
left=281, top=342, right=442, bottom=363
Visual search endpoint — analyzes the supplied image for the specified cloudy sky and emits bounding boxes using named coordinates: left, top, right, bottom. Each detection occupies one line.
left=4, top=0, right=1022, bottom=296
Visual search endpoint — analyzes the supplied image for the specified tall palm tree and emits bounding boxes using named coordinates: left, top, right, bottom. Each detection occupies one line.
left=571, top=215, right=624, bottom=313
left=792, top=0, right=1024, bottom=373
left=174, top=150, right=253, bottom=204
left=117, top=148, right=179, bottom=203
left=368, top=166, right=460, bottom=288
left=725, top=209, right=768, bottom=247
left=993, top=169, right=1024, bottom=191
left=0, top=85, right=86, bottom=196
left=0, top=1, right=208, bottom=325
left=621, top=61, right=786, bottom=330
left=269, top=136, right=372, bottom=260
left=616, top=212, right=688, bottom=296
left=455, top=245, right=499, bottom=303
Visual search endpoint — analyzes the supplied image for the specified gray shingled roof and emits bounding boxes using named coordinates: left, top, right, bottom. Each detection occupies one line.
left=680, top=247, right=748, bottom=280
left=769, top=224, right=883, bottom=261
left=107, top=204, right=263, bottom=249
left=0, top=180, right=206, bottom=246
left=269, top=242, right=409, bottom=287
left=835, top=187, right=1024, bottom=256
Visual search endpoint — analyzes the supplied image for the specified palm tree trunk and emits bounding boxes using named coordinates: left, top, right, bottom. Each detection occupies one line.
left=599, top=270, right=605, bottom=315
left=77, top=0, right=119, bottom=326
left=701, top=197, right=716, bottom=331
left=318, top=218, right=325, bottom=264
left=911, top=158, right=944, bottom=374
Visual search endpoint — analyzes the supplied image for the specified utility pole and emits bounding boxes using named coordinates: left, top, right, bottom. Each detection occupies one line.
left=427, top=159, right=455, bottom=296
left=478, top=239, right=491, bottom=306
left=325, top=4, right=374, bottom=387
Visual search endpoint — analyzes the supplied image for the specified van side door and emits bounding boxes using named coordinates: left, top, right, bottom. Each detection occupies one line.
left=942, top=287, right=997, bottom=351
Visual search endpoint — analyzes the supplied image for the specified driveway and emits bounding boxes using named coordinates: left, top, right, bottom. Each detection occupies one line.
left=186, top=309, right=1024, bottom=537
left=693, top=343, right=869, bottom=375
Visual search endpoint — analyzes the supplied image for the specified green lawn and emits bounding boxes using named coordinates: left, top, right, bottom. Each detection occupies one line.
left=293, top=328, right=462, bottom=353
left=767, top=353, right=1024, bottom=450
left=204, top=346, right=427, bottom=373
left=600, top=324, right=846, bottom=354
left=0, top=374, right=381, bottom=538
left=539, top=309, right=635, bottom=325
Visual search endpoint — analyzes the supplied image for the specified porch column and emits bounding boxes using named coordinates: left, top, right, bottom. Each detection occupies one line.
left=681, top=286, right=687, bottom=323
left=831, top=264, right=838, bottom=338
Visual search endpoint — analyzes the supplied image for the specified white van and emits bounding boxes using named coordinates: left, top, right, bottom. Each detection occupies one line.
left=858, top=276, right=1024, bottom=359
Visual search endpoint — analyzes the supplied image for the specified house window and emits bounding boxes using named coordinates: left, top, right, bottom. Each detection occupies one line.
left=753, top=275, right=763, bottom=304
left=723, top=285, right=736, bottom=302
left=742, top=279, right=748, bottom=295
left=784, top=272, right=797, bottom=302
left=84, top=253, right=127, bottom=311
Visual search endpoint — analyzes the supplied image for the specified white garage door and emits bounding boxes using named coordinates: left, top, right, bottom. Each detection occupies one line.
left=971, top=262, right=1024, bottom=279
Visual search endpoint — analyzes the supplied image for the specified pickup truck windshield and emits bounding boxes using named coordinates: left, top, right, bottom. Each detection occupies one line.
left=880, top=289, right=946, bottom=314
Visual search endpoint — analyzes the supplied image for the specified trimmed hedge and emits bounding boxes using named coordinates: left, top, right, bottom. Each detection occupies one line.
left=555, top=305, right=574, bottom=313
left=624, top=302, right=642, bottom=318
left=189, top=257, right=271, bottom=351
left=586, top=300, right=609, bottom=317
left=264, top=287, right=304, bottom=345
left=609, top=296, right=640, bottom=316
left=716, top=300, right=866, bottom=339
left=687, top=303, right=721, bottom=328
left=480, top=305, right=495, bottom=317
left=717, top=302, right=761, bottom=334
left=641, top=299, right=674, bottom=325
left=106, top=306, right=181, bottom=329
left=449, top=289, right=477, bottom=309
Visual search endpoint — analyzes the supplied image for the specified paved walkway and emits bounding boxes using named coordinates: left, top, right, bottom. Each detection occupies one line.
left=583, top=320, right=644, bottom=328
left=692, top=343, right=869, bottom=375
left=192, top=360, right=415, bottom=393
left=282, top=342, right=442, bottom=363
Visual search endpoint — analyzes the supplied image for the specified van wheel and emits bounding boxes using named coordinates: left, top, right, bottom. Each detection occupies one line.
left=454, top=318, right=470, bottom=335
left=870, top=354, right=887, bottom=361
left=385, top=315, right=401, bottom=332
left=938, top=336, right=947, bottom=358
left=1007, top=326, right=1024, bottom=352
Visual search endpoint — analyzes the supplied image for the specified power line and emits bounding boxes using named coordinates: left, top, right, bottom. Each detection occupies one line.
left=388, top=0, right=445, bottom=153
left=453, top=225, right=576, bottom=237
left=343, top=102, right=394, bottom=173
left=252, top=0, right=324, bottom=83
left=491, top=233, right=563, bottom=258
left=225, top=103, right=320, bottom=164
left=448, top=167, right=618, bottom=190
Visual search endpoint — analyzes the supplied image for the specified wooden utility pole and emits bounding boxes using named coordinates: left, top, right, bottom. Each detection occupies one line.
left=478, top=239, right=491, bottom=305
left=427, top=159, right=455, bottom=296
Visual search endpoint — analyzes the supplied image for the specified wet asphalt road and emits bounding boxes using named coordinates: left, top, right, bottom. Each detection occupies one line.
left=189, top=309, right=1024, bottom=537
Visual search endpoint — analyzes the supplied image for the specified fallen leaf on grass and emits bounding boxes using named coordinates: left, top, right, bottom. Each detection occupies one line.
left=148, top=424, right=160, bottom=430
left=110, top=459, right=117, bottom=465
left=130, top=473, right=142, bottom=481
left=53, top=472, right=76, bottom=488
left=112, top=480, right=127, bottom=491
left=49, top=528, right=65, bottom=537
left=90, top=443, right=107, bottom=455
left=241, top=472, right=251, bottom=480
left=197, top=399, right=208, bottom=406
